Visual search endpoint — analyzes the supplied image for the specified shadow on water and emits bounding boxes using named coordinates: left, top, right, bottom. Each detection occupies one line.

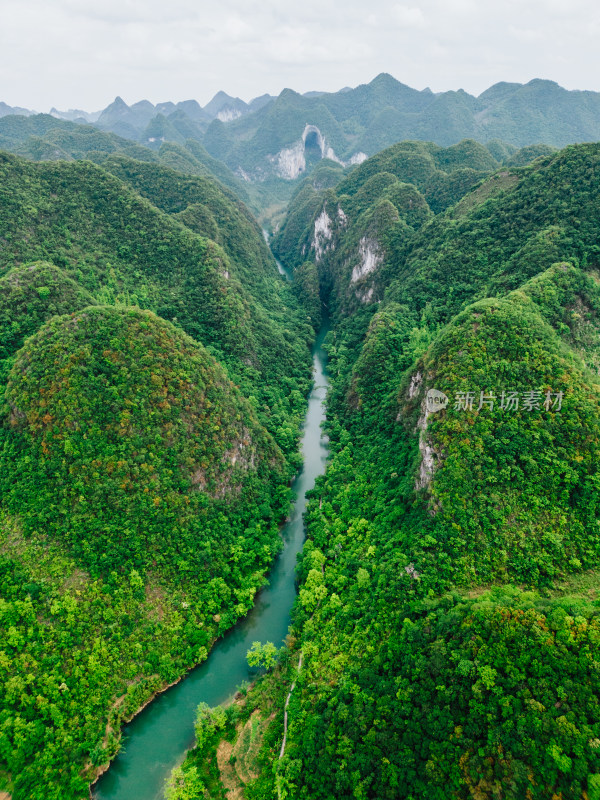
left=93, top=310, right=330, bottom=800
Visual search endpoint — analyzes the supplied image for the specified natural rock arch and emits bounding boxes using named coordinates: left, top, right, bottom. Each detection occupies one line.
left=302, top=124, right=326, bottom=158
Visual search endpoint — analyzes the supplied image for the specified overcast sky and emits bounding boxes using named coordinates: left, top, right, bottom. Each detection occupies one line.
left=2, top=0, right=600, bottom=111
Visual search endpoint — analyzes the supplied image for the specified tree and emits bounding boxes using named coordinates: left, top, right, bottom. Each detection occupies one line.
left=246, top=641, right=278, bottom=670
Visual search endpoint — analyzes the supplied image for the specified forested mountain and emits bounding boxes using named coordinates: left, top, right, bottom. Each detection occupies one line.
left=272, top=138, right=555, bottom=315
left=172, top=141, right=600, bottom=799
left=0, top=114, right=249, bottom=202
left=197, top=74, right=600, bottom=178
left=0, top=152, right=313, bottom=421
left=4, top=73, right=600, bottom=190
left=280, top=143, right=600, bottom=799
left=4, top=75, right=600, bottom=800
left=0, top=89, right=268, bottom=148
left=0, top=152, right=313, bottom=799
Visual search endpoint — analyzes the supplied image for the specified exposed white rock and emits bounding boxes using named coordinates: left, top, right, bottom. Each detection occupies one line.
left=351, top=237, right=383, bottom=284
left=337, top=206, right=348, bottom=226
left=217, top=109, right=242, bottom=122
left=303, top=124, right=325, bottom=154
left=312, top=208, right=333, bottom=262
left=414, top=393, right=437, bottom=492
left=272, top=141, right=306, bottom=180
left=356, top=286, right=375, bottom=304
left=270, top=124, right=346, bottom=180
left=324, top=145, right=344, bottom=165
left=237, top=168, right=252, bottom=183
left=408, top=371, right=423, bottom=400
left=349, top=152, right=368, bottom=165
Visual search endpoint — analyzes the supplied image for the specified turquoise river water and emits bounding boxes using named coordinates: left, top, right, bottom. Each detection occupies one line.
left=93, top=289, right=330, bottom=799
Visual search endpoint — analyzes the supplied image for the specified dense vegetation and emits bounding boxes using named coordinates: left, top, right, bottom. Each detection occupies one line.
left=283, top=587, right=600, bottom=799
left=0, top=151, right=314, bottom=798
left=275, top=142, right=600, bottom=799
left=6, top=73, right=598, bottom=195
left=2, top=306, right=286, bottom=574
left=0, top=152, right=313, bottom=456
left=275, top=141, right=600, bottom=322
left=273, top=139, right=515, bottom=317
left=198, top=73, right=600, bottom=178
left=97, top=155, right=277, bottom=303
left=0, top=514, right=241, bottom=799
left=0, top=261, right=97, bottom=385
left=4, top=110, right=600, bottom=800
left=170, top=141, right=600, bottom=800
left=0, top=114, right=250, bottom=204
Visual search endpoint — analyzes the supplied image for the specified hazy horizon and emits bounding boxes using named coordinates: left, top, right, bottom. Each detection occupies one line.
left=2, top=0, right=600, bottom=111
left=3, top=73, right=598, bottom=117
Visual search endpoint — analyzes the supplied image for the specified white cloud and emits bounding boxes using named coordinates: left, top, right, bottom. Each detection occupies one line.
left=392, top=5, right=427, bottom=28
left=1, top=0, right=599, bottom=109
left=264, top=25, right=371, bottom=65
left=509, top=26, right=544, bottom=43
left=60, top=0, right=199, bottom=24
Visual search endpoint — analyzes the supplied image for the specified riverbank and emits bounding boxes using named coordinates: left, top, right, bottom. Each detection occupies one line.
left=88, top=672, right=188, bottom=796
left=166, top=648, right=302, bottom=799
left=92, top=317, right=330, bottom=800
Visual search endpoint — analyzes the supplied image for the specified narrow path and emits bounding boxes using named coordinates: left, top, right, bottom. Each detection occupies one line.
left=279, top=651, right=303, bottom=760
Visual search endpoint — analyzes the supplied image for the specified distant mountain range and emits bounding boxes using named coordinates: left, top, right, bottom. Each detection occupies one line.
left=0, top=89, right=277, bottom=127
left=3, top=74, right=600, bottom=183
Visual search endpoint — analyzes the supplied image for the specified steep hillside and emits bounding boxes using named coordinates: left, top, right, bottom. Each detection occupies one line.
left=98, top=155, right=276, bottom=303
left=388, top=144, right=600, bottom=325
left=2, top=306, right=284, bottom=574
left=282, top=586, right=600, bottom=800
left=278, top=141, right=600, bottom=323
left=0, top=114, right=249, bottom=204
left=0, top=153, right=314, bottom=799
left=283, top=144, right=600, bottom=799
left=272, top=139, right=504, bottom=316
left=4, top=80, right=600, bottom=798
left=201, top=74, right=600, bottom=181
left=0, top=114, right=157, bottom=162
left=176, top=141, right=600, bottom=800
left=0, top=152, right=313, bottom=456
left=0, top=261, right=96, bottom=377
left=0, top=306, right=294, bottom=800
left=5, top=74, right=600, bottom=191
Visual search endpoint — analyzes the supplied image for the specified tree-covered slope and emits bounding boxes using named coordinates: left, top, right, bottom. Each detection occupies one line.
left=0, top=261, right=97, bottom=379
left=277, top=141, right=600, bottom=327
left=6, top=74, right=600, bottom=193
left=2, top=305, right=286, bottom=573
left=282, top=587, right=600, bottom=800
left=0, top=305, right=296, bottom=798
left=387, top=144, right=600, bottom=326
left=98, top=155, right=277, bottom=303
left=275, top=145, right=600, bottom=799
left=178, top=141, right=600, bottom=800
left=0, top=152, right=313, bottom=455
left=199, top=74, right=599, bottom=182
left=272, top=139, right=507, bottom=317
left=0, top=150, right=315, bottom=799
left=306, top=272, right=600, bottom=603
left=0, top=114, right=158, bottom=162
left=0, top=114, right=250, bottom=205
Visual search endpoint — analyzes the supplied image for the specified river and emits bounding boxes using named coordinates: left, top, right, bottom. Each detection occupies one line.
left=93, top=261, right=329, bottom=799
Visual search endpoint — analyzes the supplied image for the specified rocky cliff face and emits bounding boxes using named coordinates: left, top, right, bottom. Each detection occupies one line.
left=303, top=195, right=392, bottom=313
left=268, top=124, right=367, bottom=180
